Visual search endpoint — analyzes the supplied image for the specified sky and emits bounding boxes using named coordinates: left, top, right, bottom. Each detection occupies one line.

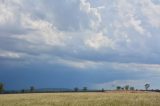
left=0, top=0, right=160, bottom=90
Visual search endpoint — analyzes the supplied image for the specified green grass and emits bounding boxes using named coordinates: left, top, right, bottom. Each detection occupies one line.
left=0, top=92, right=160, bottom=106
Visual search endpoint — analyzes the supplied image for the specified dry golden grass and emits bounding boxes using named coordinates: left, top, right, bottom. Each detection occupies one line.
left=0, top=92, right=160, bottom=106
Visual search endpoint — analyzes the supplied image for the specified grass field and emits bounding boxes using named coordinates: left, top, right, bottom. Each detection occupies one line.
left=0, top=92, right=160, bottom=106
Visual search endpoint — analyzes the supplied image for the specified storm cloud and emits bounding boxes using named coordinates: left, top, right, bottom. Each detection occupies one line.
left=0, top=0, right=160, bottom=90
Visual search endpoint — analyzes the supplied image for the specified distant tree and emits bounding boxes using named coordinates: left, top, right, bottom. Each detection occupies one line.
left=124, top=85, right=129, bottom=90
left=0, top=83, right=4, bottom=94
left=145, top=84, right=150, bottom=91
left=21, top=89, right=25, bottom=93
left=130, top=87, right=135, bottom=90
left=101, top=88, right=104, bottom=92
left=74, top=87, right=79, bottom=92
left=116, top=86, right=121, bottom=90
left=83, top=87, right=87, bottom=91
left=30, top=86, right=35, bottom=92
left=121, top=87, right=124, bottom=90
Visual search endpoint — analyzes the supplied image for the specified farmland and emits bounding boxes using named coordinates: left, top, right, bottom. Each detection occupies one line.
left=0, top=92, right=160, bottom=106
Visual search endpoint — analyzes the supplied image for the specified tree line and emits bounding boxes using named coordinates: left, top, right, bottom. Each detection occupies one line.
left=0, top=82, right=153, bottom=94
left=116, top=84, right=150, bottom=91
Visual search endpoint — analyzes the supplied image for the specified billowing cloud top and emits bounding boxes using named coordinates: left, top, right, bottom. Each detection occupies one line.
left=0, top=0, right=160, bottom=90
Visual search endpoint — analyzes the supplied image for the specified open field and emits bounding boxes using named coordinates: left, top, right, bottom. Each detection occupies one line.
left=0, top=92, right=160, bottom=106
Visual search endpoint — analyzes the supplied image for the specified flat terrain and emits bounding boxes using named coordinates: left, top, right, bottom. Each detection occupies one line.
left=0, top=92, right=160, bottom=106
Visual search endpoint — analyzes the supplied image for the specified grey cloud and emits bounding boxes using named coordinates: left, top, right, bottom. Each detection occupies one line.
left=0, top=0, right=160, bottom=66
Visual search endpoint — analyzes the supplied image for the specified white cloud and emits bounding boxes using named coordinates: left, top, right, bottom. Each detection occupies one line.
left=129, top=17, right=145, bottom=34
left=112, top=62, right=160, bottom=74
left=141, top=0, right=160, bottom=28
left=0, top=50, right=23, bottom=59
left=51, top=58, right=101, bottom=69
left=0, top=0, right=15, bottom=25
left=48, top=57, right=160, bottom=75
left=15, top=14, right=67, bottom=47
left=85, top=33, right=114, bottom=50
left=115, top=0, right=145, bottom=34
left=80, top=0, right=102, bottom=30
